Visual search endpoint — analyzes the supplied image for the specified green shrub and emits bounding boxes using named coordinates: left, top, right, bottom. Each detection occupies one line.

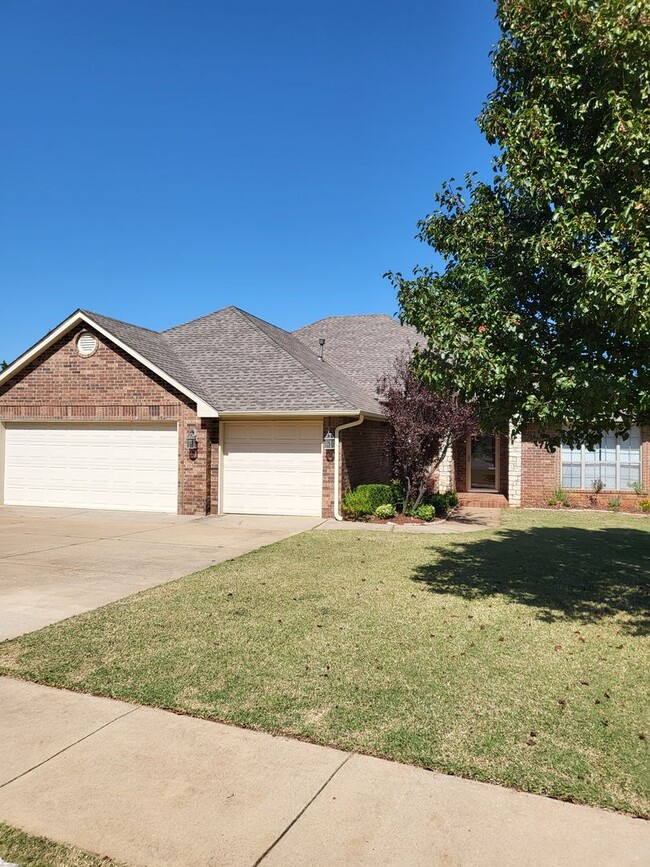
left=342, top=484, right=395, bottom=517
left=415, top=504, right=435, bottom=522
left=608, top=496, right=621, bottom=513
left=548, top=488, right=570, bottom=507
left=389, top=480, right=404, bottom=506
left=424, top=490, right=459, bottom=516
left=639, top=499, right=650, bottom=513
left=374, top=503, right=396, bottom=519
left=629, top=481, right=647, bottom=496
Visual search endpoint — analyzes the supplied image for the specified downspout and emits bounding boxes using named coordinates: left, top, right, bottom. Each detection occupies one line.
left=334, top=413, right=364, bottom=521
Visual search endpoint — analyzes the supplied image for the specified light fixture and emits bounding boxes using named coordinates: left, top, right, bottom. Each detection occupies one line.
left=186, top=427, right=198, bottom=457
left=324, top=430, right=335, bottom=451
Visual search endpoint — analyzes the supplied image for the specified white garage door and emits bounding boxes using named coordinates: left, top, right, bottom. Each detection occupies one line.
left=3, top=424, right=178, bottom=513
left=222, top=421, right=322, bottom=516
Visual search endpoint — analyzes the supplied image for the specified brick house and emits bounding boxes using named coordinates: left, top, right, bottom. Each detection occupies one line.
left=0, top=306, right=648, bottom=516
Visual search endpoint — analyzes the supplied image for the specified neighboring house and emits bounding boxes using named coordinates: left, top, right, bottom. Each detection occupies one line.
left=0, top=306, right=647, bottom=517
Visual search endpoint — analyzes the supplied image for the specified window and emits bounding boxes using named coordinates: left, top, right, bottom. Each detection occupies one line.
left=561, top=428, right=641, bottom=490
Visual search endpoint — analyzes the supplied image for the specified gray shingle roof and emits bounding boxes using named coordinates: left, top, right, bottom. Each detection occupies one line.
left=293, top=314, right=422, bottom=398
left=83, top=306, right=383, bottom=415
left=82, top=310, right=211, bottom=402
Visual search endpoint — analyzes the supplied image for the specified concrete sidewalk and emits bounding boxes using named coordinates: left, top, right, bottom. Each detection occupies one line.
left=0, top=678, right=647, bottom=867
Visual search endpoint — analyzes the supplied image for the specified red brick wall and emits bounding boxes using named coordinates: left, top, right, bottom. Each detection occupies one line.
left=0, top=324, right=213, bottom=516
left=321, top=417, right=390, bottom=518
left=521, top=424, right=650, bottom=513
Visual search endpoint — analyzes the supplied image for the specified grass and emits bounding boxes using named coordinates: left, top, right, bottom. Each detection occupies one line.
left=0, top=821, right=124, bottom=866
left=1, top=509, right=648, bottom=815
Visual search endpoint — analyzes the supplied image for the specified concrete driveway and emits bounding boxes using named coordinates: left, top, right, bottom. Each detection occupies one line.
left=0, top=506, right=322, bottom=641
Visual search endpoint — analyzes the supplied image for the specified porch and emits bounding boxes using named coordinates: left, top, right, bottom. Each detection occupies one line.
left=439, top=432, right=521, bottom=508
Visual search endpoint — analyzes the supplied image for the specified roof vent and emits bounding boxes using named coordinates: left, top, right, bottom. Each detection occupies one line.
left=77, top=332, right=98, bottom=358
left=318, top=337, right=325, bottom=361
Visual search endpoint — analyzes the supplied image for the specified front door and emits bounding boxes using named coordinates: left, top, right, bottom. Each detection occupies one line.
left=468, top=435, right=499, bottom=491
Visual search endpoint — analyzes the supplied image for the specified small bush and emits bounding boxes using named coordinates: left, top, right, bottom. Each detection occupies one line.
left=342, top=484, right=395, bottom=518
left=389, top=480, right=404, bottom=506
left=608, top=496, right=621, bottom=513
left=374, top=503, right=396, bottom=519
left=548, top=488, right=570, bottom=507
left=425, top=490, right=459, bottom=516
left=591, top=479, right=605, bottom=494
left=639, top=499, right=650, bottom=513
left=629, top=481, right=647, bottom=496
left=415, top=504, right=435, bottom=522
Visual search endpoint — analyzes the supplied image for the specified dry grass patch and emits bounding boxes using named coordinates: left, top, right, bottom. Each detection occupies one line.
left=1, top=509, right=648, bottom=814
left=0, top=822, right=125, bottom=867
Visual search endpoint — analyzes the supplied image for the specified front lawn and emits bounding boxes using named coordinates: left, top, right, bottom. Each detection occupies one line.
left=1, top=510, right=648, bottom=815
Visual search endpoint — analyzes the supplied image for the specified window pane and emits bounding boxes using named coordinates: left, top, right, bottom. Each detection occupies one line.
left=602, top=464, right=616, bottom=488
left=562, top=465, right=581, bottom=488
left=584, top=448, right=597, bottom=463
left=562, top=443, right=577, bottom=460
left=621, top=465, right=641, bottom=487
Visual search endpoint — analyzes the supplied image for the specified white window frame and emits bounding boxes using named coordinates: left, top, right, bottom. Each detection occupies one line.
left=561, top=428, right=642, bottom=491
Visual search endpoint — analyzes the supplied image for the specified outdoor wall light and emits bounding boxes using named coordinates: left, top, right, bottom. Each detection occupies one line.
left=324, top=430, right=335, bottom=451
left=186, top=426, right=199, bottom=458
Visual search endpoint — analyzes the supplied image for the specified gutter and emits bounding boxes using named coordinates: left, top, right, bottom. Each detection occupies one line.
left=333, top=413, right=365, bottom=521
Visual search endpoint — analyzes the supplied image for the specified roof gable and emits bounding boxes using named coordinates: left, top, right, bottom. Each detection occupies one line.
left=0, top=310, right=219, bottom=417
left=293, top=314, right=422, bottom=397
left=162, top=306, right=382, bottom=415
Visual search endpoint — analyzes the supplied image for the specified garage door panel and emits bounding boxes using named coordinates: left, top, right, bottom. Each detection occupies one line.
left=4, top=424, right=178, bottom=513
left=223, top=421, right=322, bottom=516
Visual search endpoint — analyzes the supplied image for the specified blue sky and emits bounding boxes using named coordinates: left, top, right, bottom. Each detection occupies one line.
left=0, top=1, right=499, bottom=363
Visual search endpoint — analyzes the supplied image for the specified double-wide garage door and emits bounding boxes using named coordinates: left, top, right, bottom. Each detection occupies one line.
left=3, top=423, right=178, bottom=513
left=222, top=420, right=322, bottom=517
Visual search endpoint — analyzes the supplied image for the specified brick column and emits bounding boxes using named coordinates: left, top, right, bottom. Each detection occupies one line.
left=437, top=444, right=454, bottom=492
left=508, top=424, right=522, bottom=507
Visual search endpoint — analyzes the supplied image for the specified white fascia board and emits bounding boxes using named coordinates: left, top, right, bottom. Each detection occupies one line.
left=0, top=311, right=219, bottom=418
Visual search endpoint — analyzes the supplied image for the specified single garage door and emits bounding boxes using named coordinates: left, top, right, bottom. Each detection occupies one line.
left=222, top=420, right=322, bottom=516
left=3, top=423, right=178, bottom=512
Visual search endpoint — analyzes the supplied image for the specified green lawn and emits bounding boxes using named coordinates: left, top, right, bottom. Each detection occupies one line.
left=1, top=509, right=648, bottom=815
left=0, top=822, right=125, bottom=867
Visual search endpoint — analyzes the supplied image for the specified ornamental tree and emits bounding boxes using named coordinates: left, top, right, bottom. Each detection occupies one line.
left=388, top=0, right=650, bottom=449
left=378, top=357, right=479, bottom=511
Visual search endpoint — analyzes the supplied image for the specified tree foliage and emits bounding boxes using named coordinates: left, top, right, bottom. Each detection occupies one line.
left=388, top=0, right=650, bottom=448
left=378, top=357, right=479, bottom=510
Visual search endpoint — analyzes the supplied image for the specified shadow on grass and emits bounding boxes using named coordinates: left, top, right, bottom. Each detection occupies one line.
left=412, top=525, right=650, bottom=635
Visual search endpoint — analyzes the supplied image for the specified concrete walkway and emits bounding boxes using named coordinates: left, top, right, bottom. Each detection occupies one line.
left=0, top=678, right=647, bottom=867
left=0, top=507, right=322, bottom=640
left=316, top=507, right=501, bottom=534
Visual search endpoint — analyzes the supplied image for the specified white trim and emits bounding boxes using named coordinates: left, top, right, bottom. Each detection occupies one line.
left=0, top=311, right=219, bottom=419
left=334, top=414, right=365, bottom=521
left=466, top=434, right=500, bottom=493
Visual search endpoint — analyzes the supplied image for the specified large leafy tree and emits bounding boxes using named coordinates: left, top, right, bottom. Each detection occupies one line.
left=389, top=0, right=650, bottom=448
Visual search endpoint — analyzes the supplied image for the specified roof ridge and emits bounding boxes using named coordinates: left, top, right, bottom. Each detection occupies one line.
left=161, top=305, right=238, bottom=334
left=81, top=309, right=161, bottom=335
left=294, top=312, right=397, bottom=330
left=234, top=308, right=367, bottom=410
